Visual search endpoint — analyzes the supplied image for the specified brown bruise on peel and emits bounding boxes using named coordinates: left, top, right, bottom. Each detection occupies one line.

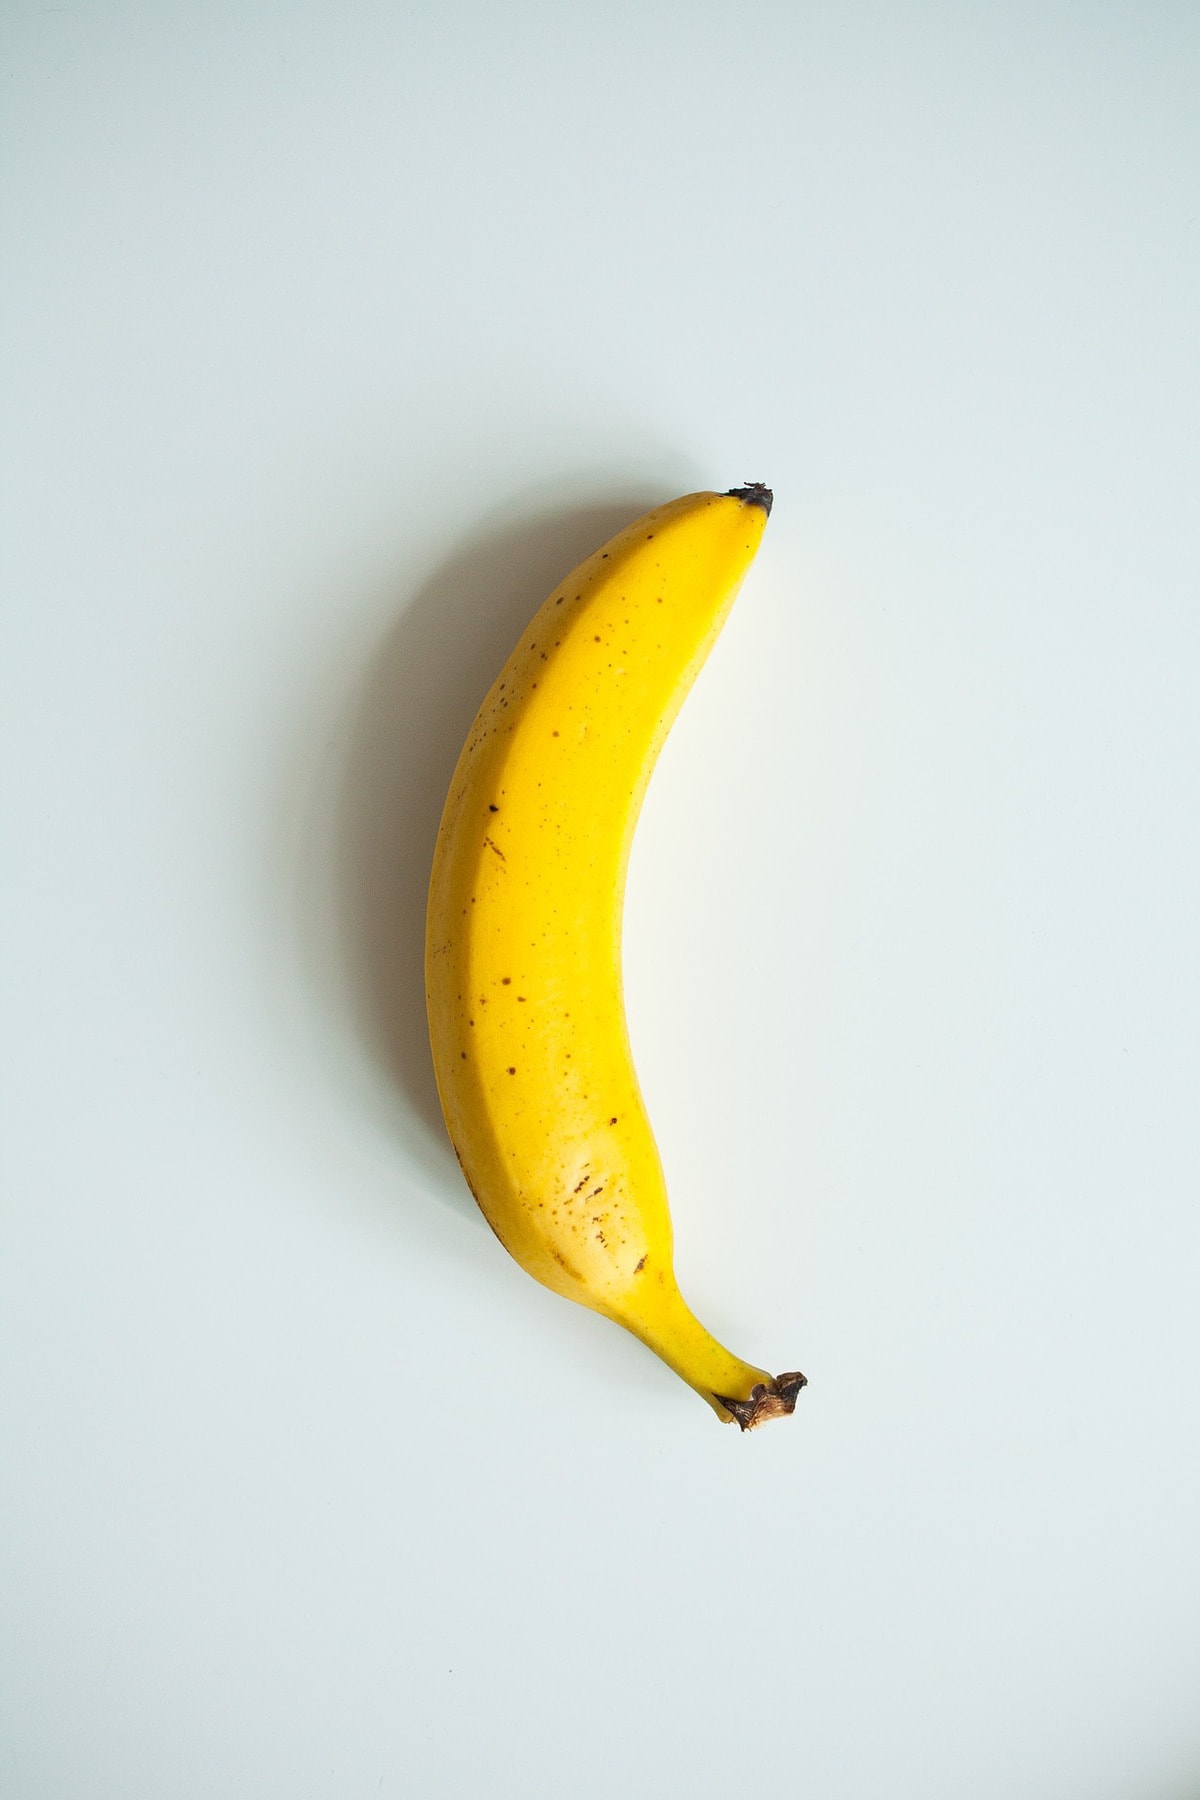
left=550, top=1245, right=582, bottom=1280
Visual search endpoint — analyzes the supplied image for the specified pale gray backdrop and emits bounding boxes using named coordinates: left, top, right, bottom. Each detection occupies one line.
left=2, top=4, right=1198, bottom=1796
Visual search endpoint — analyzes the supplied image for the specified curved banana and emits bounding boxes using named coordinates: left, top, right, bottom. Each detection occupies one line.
left=425, top=486, right=804, bottom=1428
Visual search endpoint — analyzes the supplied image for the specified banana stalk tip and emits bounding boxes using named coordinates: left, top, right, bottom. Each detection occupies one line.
left=715, top=1370, right=807, bottom=1431
left=725, top=482, right=773, bottom=515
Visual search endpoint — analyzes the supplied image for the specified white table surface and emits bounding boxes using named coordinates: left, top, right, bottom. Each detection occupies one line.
left=3, top=6, right=1198, bottom=1796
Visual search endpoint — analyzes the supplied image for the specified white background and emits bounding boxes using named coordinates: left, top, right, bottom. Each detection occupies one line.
left=2, top=5, right=1198, bottom=1796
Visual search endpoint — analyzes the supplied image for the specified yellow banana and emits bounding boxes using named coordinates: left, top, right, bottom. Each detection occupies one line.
left=425, top=486, right=804, bottom=1428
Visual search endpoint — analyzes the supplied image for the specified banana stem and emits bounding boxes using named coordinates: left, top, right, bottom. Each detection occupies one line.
left=620, top=1279, right=806, bottom=1430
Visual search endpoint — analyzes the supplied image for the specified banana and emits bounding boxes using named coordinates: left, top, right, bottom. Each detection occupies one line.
left=425, top=486, right=805, bottom=1428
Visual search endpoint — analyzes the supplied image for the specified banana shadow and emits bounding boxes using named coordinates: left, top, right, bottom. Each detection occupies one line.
left=333, top=488, right=668, bottom=1214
